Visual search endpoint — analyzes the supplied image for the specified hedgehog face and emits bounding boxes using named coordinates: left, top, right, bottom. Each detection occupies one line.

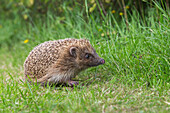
left=82, top=51, right=105, bottom=67
left=69, top=45, right=105, bottom=70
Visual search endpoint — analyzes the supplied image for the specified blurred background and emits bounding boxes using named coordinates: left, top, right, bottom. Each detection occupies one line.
left=0, top=0, right=169, bottom=49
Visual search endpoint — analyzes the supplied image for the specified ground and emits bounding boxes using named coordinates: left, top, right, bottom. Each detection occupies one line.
left=0, top=48, right=169, bottom=112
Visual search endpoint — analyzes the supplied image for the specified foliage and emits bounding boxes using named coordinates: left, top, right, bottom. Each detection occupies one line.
left=0, top=0, right=169, bottom=20
left=0, top=0, right=169, bottom=47
left=0, top=0, right=169, bottom=112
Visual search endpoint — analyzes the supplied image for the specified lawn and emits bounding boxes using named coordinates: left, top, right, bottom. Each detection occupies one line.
left=0, top=1, right=169, bottom=112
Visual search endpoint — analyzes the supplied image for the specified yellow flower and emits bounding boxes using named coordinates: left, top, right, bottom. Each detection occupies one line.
left=111, top=10, right=116, bottom=13
left=89, top=3, right=96, bottom=12
left=105, top=0, right=111, bottom=3
left=119, top=12, right=123, bottom=16
left=0, top=25, right=2, bottom=29
left=126, top=6, right=129, bottom=9
left=24, top=39, right=29, bottom=43
left=90, top=0, right=95, bottom=4
left=28, top=0, right=34, bottom=7
left=98, top=29, right=102, bottom=31
left=23, top=14, right=28, bottom=20
left=101, top=33, right=105, bottom=36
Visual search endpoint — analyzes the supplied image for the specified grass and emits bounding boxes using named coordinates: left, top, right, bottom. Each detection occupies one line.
left=0, top=2, right=170, bottom=112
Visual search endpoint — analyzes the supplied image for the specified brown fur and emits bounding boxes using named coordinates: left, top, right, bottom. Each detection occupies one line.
left=24, top=38, right=104, bottom=85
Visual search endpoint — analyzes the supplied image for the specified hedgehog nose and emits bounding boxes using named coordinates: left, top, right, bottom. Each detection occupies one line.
left=100, top=59, right=105, bottom=64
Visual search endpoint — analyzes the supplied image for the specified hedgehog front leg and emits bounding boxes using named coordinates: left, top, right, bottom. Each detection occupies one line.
left=66, top=80, right=79, bottom=87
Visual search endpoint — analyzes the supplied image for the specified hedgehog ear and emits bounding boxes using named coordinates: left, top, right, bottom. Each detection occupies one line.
left=70, top=47, right=77, bottom=57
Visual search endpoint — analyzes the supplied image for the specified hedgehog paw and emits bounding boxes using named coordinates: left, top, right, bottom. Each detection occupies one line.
left=67, top=80, right=79, bottom=87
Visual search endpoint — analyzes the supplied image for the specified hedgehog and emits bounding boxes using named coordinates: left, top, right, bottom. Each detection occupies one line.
left=24, top=38, right=105, bottom=86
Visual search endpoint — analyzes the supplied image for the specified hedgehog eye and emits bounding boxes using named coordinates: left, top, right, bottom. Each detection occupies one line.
left=85, top=53, right=90, bottom=59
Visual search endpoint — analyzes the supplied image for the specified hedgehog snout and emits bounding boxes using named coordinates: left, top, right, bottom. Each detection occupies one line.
left=96, top=58, right=105, bottom=65
left=99, top=59, right=105, bottom=64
